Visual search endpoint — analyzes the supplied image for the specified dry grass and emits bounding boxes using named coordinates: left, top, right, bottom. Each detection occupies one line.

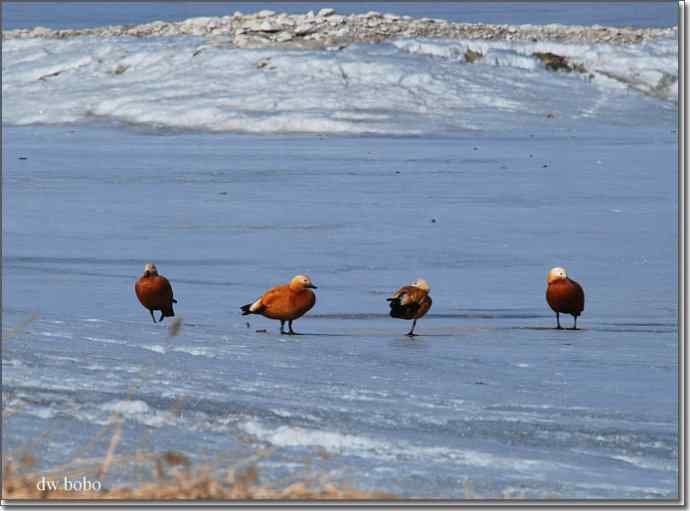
left=2, top=452, right=395, bottom=500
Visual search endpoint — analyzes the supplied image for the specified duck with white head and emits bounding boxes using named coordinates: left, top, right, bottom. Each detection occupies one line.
left=546, top=267, right=585, bottom=329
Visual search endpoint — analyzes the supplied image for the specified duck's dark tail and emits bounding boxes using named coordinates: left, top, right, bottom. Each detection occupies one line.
left=387, top=298, right=418, bottom=319
left=161, top=304, right=175, bottom=318
left=240, top=304, right=253, bottom=316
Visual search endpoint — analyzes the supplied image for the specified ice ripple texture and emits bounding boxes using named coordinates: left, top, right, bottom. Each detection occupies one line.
left=1, top=33, right=677, bottom=134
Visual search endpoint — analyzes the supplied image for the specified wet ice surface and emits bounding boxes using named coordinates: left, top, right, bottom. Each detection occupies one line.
left=2, top=123, right=677, bottom=498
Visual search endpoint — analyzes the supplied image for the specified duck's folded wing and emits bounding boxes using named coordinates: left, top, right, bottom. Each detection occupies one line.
left=405, top=287, right=428, bottom=305
left=387, top=286, right=416, bottom=304
left=569, top=279, right=585, bottom=312
left=160, top=277, right=175, bottom=302
left=258, top=285, right=290, bottom=309
left=416, top=295, right=432, bottom=317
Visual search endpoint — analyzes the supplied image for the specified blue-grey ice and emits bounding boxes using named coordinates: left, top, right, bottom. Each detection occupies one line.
left=2, top=2, right=678, bottom=500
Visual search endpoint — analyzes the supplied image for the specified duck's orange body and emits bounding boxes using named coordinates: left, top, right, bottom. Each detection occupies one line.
left=546, top=267, right=584, bottom=329
left=241, top=275, right=317, bottom=335
left=135, top=264, right=176, bottom=323
left=387, top=279, right=432, bottom=336
left=251, top=284, right=316, bottom=321
left=546, top=279, right=584, bottom=316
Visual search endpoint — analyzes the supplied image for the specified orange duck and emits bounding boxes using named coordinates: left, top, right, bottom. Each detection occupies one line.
left=135, top=263, right=177, bottom=323
left=546, top=267, right=585, bottom=329
left=387, top=278, right=432, bottom=336
left=241, top=274, right=317, bottom=335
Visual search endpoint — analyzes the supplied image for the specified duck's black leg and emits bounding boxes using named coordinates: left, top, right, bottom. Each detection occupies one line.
left=555, top=312, right=562, bottom=329
left=280, top=320, right=286, bottom=335
left=407, top=319, right=417, bottom=337
left=149, top=310, right=157, bottom=323
left=159, top=311, right=165, bottom=322
left=288, top=320, right=298, bottom=335
left=570, top=315, right=578, bottom=330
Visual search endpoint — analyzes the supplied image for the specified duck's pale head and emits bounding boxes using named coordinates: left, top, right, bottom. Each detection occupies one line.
left=411, top=278, right=430, bottom=292
left=290, top=274, right=317, bottom=290
left=144, top=263, right=159, bottom=277
left=547, top=267, right=567, bottom=284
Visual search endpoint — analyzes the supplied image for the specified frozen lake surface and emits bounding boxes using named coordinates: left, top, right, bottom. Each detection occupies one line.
left=2, top=124, right=677, bottom=499
left=1, top=2, right=679, bottom=501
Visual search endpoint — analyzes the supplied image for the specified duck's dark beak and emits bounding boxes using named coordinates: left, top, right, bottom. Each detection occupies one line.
left=307, top=284, right=318, bottom=289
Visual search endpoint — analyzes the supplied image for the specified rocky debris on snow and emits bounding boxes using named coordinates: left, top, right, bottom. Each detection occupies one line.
left=532, top=51, right=587, bottom=73
left=463, top=48, right=483, bottom=63
left=3, top=9, right=676, bottom=49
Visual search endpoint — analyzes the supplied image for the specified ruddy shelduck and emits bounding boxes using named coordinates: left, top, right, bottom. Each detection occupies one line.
left=241, top=274, right=317, bottom=335
left=135, top=263, right=177, bottom=323
left=546, top=267, right=585, bottom=330
left=387, top=278, right=432, bottom=336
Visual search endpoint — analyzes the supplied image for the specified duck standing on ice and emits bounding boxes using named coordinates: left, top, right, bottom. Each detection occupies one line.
left=546, top=267, right=585, bottom=329
left=135, top=263, right=177, bottom=323
left=241, top=274, right=317, bottom=335
left=387, top=278, right=432, bottom=336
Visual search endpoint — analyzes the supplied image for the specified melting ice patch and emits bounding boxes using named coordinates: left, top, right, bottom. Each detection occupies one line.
left=1, top=33, right=677, bottom=134
left=611, top=455, right=676, bottom=472
left=172, top=345, right=216, bottom=357
left=240, top=419, right=569, bottom=473
left=100, top=399, right=176, bottom=427
left=141, top=344, right=167, bottom=354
